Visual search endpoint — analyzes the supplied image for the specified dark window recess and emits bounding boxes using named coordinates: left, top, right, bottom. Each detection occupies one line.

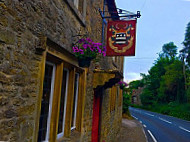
left=57, top=70, right=68, bottom=134
left=38, top=64, right=54, bottom=142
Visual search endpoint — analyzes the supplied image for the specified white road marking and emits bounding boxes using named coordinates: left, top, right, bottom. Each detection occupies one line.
left=143, top=124, right=147, bottom=128
left=145, top=113, right=154, bottom=117
left=131, top=115, right=138, bottom=120
left=148, top=130, right=158, bottom=142
left=179, top=126, right=190, bottom=133
left=142, top=127, right=148, bottom=142
left=159, top=117, right=172, bottom=124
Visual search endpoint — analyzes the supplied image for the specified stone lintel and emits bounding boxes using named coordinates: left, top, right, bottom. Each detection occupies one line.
left=93, top=69, right=123, bottom=89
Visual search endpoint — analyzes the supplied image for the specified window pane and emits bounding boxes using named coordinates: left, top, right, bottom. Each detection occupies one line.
left=38, top=63, right=54, bottom=141
left=57, top=70, right=69, bottom=134
left=71, top=73, right=79, bottom=128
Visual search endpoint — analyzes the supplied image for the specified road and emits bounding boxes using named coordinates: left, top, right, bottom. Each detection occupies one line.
left=129, top=107, right=190, bottom=142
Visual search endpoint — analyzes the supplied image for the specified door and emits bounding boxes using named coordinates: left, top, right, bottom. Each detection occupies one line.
left=91, top=90, right=102, bottom=142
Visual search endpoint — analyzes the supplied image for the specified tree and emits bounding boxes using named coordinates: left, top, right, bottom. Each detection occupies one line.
left=158, top=60, right=185, bottom=103
left=182, top=22, right=190, bottom=66
left=129, top=80, right=144, bottom=89
left=140, top=88, right=155, bottom=106
left=182, top=21, right=190, bottom=103
left=161, top=42, right=177, bottom=59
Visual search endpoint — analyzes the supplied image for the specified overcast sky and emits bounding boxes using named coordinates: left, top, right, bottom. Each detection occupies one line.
left=115, top=0, right=190, bottom=83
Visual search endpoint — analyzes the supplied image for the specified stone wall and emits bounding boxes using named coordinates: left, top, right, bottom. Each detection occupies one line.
left=0, top=0, right=123, bottom=141
left=98, top=89, right=122, bottom=142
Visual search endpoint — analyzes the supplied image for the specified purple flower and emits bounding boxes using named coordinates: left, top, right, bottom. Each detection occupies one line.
left=86, top=38, right=92, bottom=42
left=73, top=38, right=105, bottom=58
left=96, top=43, right=102, bottom=46
left=118, top=81, right=128, bottom=86
left=79, top=49, right=83, bottom=52
left=98, top=49, right=101, bottom=53
left=102, top=51, right=106, bottom=56
left=83, top=44, right=88, bottom=49
left=90, top=47, right=94, bottom=51
left=73, top=46, right=79, bottom=52
left=78, top=38, right=85, bottom=43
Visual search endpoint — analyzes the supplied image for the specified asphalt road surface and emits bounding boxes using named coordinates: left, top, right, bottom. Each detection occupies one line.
left=129, top=107, right=190, bottom=142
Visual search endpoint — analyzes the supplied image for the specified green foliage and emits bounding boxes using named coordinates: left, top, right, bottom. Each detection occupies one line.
left=186, top=87, right=190, bottom=103
left=140, top=88, right=155, bottom=106
left=161, top=42, right=177, bottom=59
left=131, top=103, right=190, bottom=121
left=122, top=89, right=131, bottom=113
left=158, top=60, right=185, bottom=103
left=148, top=57, right=171, bottom=94
left=129, top=80, right=144, bottom=89
left=182, top=22, right=190, bottom=66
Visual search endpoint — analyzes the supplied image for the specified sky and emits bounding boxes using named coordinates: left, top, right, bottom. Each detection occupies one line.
left=115, top=0, right=190, bottom=83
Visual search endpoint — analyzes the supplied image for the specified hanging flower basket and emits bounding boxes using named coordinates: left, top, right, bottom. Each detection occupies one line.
left=78, top=57, right=94, bottom=67
left=72, top=38, right=106, bottom=67
left=118, top=81, right=128, bottom=90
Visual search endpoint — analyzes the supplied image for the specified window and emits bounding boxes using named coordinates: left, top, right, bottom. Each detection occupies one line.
left=71, top=73, right=79, bottom=130
left=66, top=0, right=86, bottom=25
left=57, top=69, right=69, bottom=139
left=37, top=47, right=86, bottom=141
left=38, top=62, right=56, bottom=142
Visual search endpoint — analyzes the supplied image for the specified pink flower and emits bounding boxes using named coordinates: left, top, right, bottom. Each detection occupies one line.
left=83, top=44, right=88, bottom=49
left=96, top=43, right=102, bottom=46
left=102, top=51, right=106, bottom=56
left=73, top=38, right=106, bottom=58
left=86, top=38, right=92, bottom=42
left=73, top=46, right=79, bottom=52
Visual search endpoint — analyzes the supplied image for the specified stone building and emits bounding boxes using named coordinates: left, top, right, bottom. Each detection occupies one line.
left=131, top=87, right=144, bottom=105
left=0, top=0, right=124, bottom=142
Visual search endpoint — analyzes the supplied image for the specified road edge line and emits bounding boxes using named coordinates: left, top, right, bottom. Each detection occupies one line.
left=147, top=130, right=157, bottom=142
left=141, top=124, right=148, bottom=142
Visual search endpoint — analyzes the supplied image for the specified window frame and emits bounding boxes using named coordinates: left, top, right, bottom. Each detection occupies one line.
left=65, top=0, right=86, bottom=26
left=36, top=43, right=87, bottom=141
left=46, top=62, right=56, bottom=141
left=71, top=73, right=80, bottom=130
left=57, top=68, right=70, bottom=139
left=38, top=61, right=56, bottom=141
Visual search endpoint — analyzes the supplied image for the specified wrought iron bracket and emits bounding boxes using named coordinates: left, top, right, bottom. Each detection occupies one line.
left=72, top=30, right=88, bottom=47
left=99, top=8, right=141, bottom=20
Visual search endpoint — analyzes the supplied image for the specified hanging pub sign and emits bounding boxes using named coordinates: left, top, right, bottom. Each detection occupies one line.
left=106, top=20, right=137, bottom=56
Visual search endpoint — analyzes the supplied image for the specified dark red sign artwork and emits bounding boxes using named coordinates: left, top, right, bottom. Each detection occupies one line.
left=106, top=20, right=137, bottom=56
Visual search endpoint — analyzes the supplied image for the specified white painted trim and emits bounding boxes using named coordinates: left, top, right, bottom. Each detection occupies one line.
left=74, top=0, right=79, bottom=9
left=45, top=62, right=56, bottom=141
left=71, top=73, right=79, bottom=130
left=57, top=68, right=69, bottom=139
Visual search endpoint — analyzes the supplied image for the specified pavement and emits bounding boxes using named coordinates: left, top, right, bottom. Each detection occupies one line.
left=117, top=118, right=147, bottom=142
left=129, top=107, right=190, bottom=142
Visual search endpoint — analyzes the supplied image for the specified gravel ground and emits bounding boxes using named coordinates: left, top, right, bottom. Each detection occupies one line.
left=116, top=119, right=147, bottom=142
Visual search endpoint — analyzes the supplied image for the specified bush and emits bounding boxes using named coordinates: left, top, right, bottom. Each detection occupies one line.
left=132, top=102, right=190, bottom=121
